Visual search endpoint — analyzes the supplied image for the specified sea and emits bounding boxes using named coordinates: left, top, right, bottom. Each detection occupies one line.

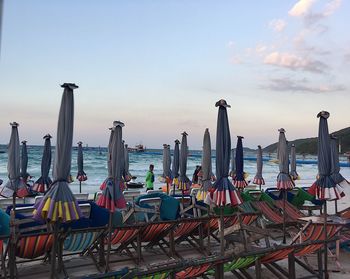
left=1, top=145, right=350, bottom=211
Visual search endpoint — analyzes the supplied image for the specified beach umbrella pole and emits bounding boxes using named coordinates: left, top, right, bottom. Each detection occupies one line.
left=220, top=207, right=225, bottom=256
left=334, top=200, right=338, bottom=214
left=283, top=190, right=287, bottom=244
left=324, top=202, right=328, bottom=279
left=79, top=180, right=82, bottom=194
left=105, top=212, right=112, bottom=273
left=9, top=194, right=16, bottom=278
left=166, top=180, right=169, bottom=195
left=50, top=223, right=59, bottom=279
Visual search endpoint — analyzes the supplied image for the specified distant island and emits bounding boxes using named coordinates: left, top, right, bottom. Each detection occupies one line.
left=264, top=127, right=350, bottom=155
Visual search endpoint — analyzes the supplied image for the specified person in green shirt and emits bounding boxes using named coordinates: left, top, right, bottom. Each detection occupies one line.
left=145, top=164, right=155, bottom=190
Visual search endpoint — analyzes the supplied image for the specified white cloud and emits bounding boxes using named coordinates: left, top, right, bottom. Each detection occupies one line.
left=324, top=0, right=342, bottom=16
left=227, top=41, right=235, bottom=48
left=288, top=0, right=316, bottom=17
left=255, top=44, right=267, bottom=54
left=269, top=19, right=287, bottom=32
left=263, top=51, right=328, bottom=73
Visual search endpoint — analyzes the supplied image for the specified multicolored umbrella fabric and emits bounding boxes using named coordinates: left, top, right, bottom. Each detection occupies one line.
left=178, top=132, right=191, bottom=191
left=20, top=140, right=30, bottom=182
left=207, top=99, right=241, bottom=206
left=32, top=134, right=52, bottom=193
left=0, top=122, right=29, bottom=198
left=100, top=128, right=114, bottom=191
left=290, top=144, right=299, bottom=180
left=253, top=145, right=265, bottom=186
left=172, top=139, right=180, bottom=187
left=96, top=121, right=126, bottom=212
left=233, top=136, right=248, bottom=189
left=276, top=128, right=294, bottom=190
left=76, top=141, right=87, bottom=182
left=196, top=128, right=213, bottom=201
left=229, top=149, right=235, bottom=179
left=330, top=135, right=348, bottom=187
left=33, top=84, right=81, bottom=223
left=309, top=112, right=343, bottom=200
left=124, top=143, right=132, bottom=182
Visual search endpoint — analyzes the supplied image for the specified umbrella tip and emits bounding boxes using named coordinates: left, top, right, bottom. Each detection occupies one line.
left=181, top=131, right=188, bottom=136
left=215, top=99, right=231, bottom=108
left=175, top=139, right=180, bottom=144
left=61, top=83, right=79, bottom=90
left=317, top=111, right=330, bottom=119
left=258, top=145, right=262, bottom=149
left=77, top=141, right=83, bottom=145
left=163, top=143, right=168, bottom=147
left=330, top=134, right=338, bottom=140
left=237, top=135, right=244, bottom=139
left=43, top=134, right=52, bottom=139
left=10, top=122, right=19, bottom=127
left=278, top=128, right=286, bottom=133
left=21, top=140, right=27, bottom=144
left=113, top=120, right=125, bottom=128
left=125, top=144, right=128, bottom=148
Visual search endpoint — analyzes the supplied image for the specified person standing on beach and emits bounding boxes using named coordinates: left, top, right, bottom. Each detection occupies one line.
left=145, top=164, right=155, bottom=190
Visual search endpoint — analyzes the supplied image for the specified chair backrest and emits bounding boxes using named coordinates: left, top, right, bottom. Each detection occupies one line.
left=139, top=197, right=162, bottom=207
left=15, top=206, right=36, bottom=218
left=123, top=190, right=141, bottom=203
left=0, top=198, right=24, bottom=210
left=24, top=196, right=37, bottom=204
left=173, top=196, right=192, bottom=206
left=79, top=203, right=91, bottom=218
left=35, top=196, right=43, bottom=204
left=74, top=193, right=89, bottom=201
left=169, top=189, right=183, bottom=195
left=146, top=190, right=163, bottom=194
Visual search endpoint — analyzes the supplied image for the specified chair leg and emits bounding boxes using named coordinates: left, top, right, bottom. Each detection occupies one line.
left=288, top=252, right=296, bottom=279
left=255, top=258, right=262, bottom=279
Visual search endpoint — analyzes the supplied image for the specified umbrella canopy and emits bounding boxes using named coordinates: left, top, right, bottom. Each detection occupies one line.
left=330, top=134, right=348, bottom=187
left=253, top=145, right=265, bottom=186
left=96, top=121, right=126, bottom=211
left=124, top=143, right=132, bottom=182
left=309, top=111, right=344, bottom=200
left=229, top=149, right=235, bottom=178
left=100, top=128, right=114, bottom=191
left=234, top=136, right=248, bottom=189
left=20, top=140, right=30, bottom=182
left=178, top=132, right=191, bottom=191
left=207, top=99, right=241, bottom=206
left=76, top=141, right=87, bottom=182
left=120, top=140, right=125, bottom=181
left=162, top=144, right=172, bottom=181
left=172, top=139, right=180, bottom=186
left=197, top=128, right=213, bottom=201
left=33, top=83, right=81, bottom=223
left=290, top=144, right=299, bottom=180
left=0, top=122, right=29, bottom=198
left=276, top=128, right=294, bottom=190
left=32, top=134, right=52, bottom=193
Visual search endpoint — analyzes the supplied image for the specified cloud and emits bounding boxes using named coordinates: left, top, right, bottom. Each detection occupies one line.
left=263, top=77, right=346, bottom=93
left=227, top=41, right=235, bottom=48
left=324, top=0, right=342, bottom=16
left=304, top=0, right=342, bottom=26
left=263, top=51, right=328, bottom=73
left=255, top=44, right=268, bottom=54
left=288, top=0, right=316, bottom=17
left=269, top=19, right=287, bottom=32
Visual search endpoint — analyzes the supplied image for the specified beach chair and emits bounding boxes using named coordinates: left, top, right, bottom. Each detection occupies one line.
left=0, top=198, right=25, bottom=211
left=74, top=193, right=89, bottom=201
left=146, top=190, right=163, bottom=194
left=123, top=196, right=162, bottom=223
left=81, top=267, right=129, bottom=279
left=175, top=262, right=212, bottom=278
left=274, top=199, right=305, bottom=221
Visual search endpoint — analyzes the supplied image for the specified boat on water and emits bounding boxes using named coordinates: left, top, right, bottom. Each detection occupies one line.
left=126, top=176, right=144, bottom=189
left=127, top=144, right=145, bottom=153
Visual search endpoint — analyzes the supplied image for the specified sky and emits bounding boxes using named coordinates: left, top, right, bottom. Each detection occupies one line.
left=0, top=0, right=349, bottom=149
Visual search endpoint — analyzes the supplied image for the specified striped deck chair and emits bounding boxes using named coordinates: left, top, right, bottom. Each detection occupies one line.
left=251, top=201, right=284, bottom=224
left=274, top=200, right=305, bottom=221
left=206, top=256, right=258, bottom=277
left=175, top=262, right=212, bottom=279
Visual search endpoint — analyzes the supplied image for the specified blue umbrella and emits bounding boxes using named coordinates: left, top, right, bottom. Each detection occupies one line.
left=233, top=136, right=248, bottom=190
left=76, top=141, right=87, bottom=193
left=172, top=139, right=180, bottom=194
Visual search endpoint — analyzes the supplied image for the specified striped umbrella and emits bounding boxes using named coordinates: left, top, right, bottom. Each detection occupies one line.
left=290, top=144, right=299, bottom=180
left=178, top=132, right=191, bottom=191
left=196, top=128, right=213, bottom=201
left=124, top=143, right=132, bottom=182
left=76, top=141, right=87, bottom=182
left=330, top=134, right=348, bottom=187
left=172, top=139, right=180, bottom=193
left=33, top=84, right=81, bottom=223
left=96, top=121, right=126, bottom=212
left=0, top=122, right=29, bottom=198
left=32, top=134, right=52, bottom=193
left=229, top=149, right=235, bottom=179
left=20, top=140, right=30, bottom=183
left=276, top=128, right=294, bottom=190
left=234, top=136, right=248, bottom=190
left=253, top=145, right=265, bottom=189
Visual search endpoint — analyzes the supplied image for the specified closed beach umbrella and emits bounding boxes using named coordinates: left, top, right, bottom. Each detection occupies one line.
left=276, top=128, right=294, bottom=190
left=276, top=128, right=294, bottom=244
left=97, top=121, right=126, bottom=212
left=330, top=135, right=348, bottom=187
left=209, top=99, right=241, bottom=207
left=178, top=132, right=191, bottom=191
left=124, top=143, right=132, bottom=182
left=172, top=139, right=180, bottom=193
left=120, top=140, right=125, bottom=182
left=0, top=122, right=29, bottom=198
left=234, top=136, right=248, bottom=190
left=32, top=134, right=52, bottom=193
left=290, top=144, right=299, bottom=180
left=76, top=141, right=87, bottom=182
left=20, top=140, right=30, bottom=182
left=162, top=144, right=172, bottom=180
left=229, top=149, right=235, bottom=178
left=167, top=145, right=172, bottom=179
left=33, top=84, right=81, bottom=223
left=196, top=128, right=213, bottom=201
left=253, top=145, right=265, bottom=189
